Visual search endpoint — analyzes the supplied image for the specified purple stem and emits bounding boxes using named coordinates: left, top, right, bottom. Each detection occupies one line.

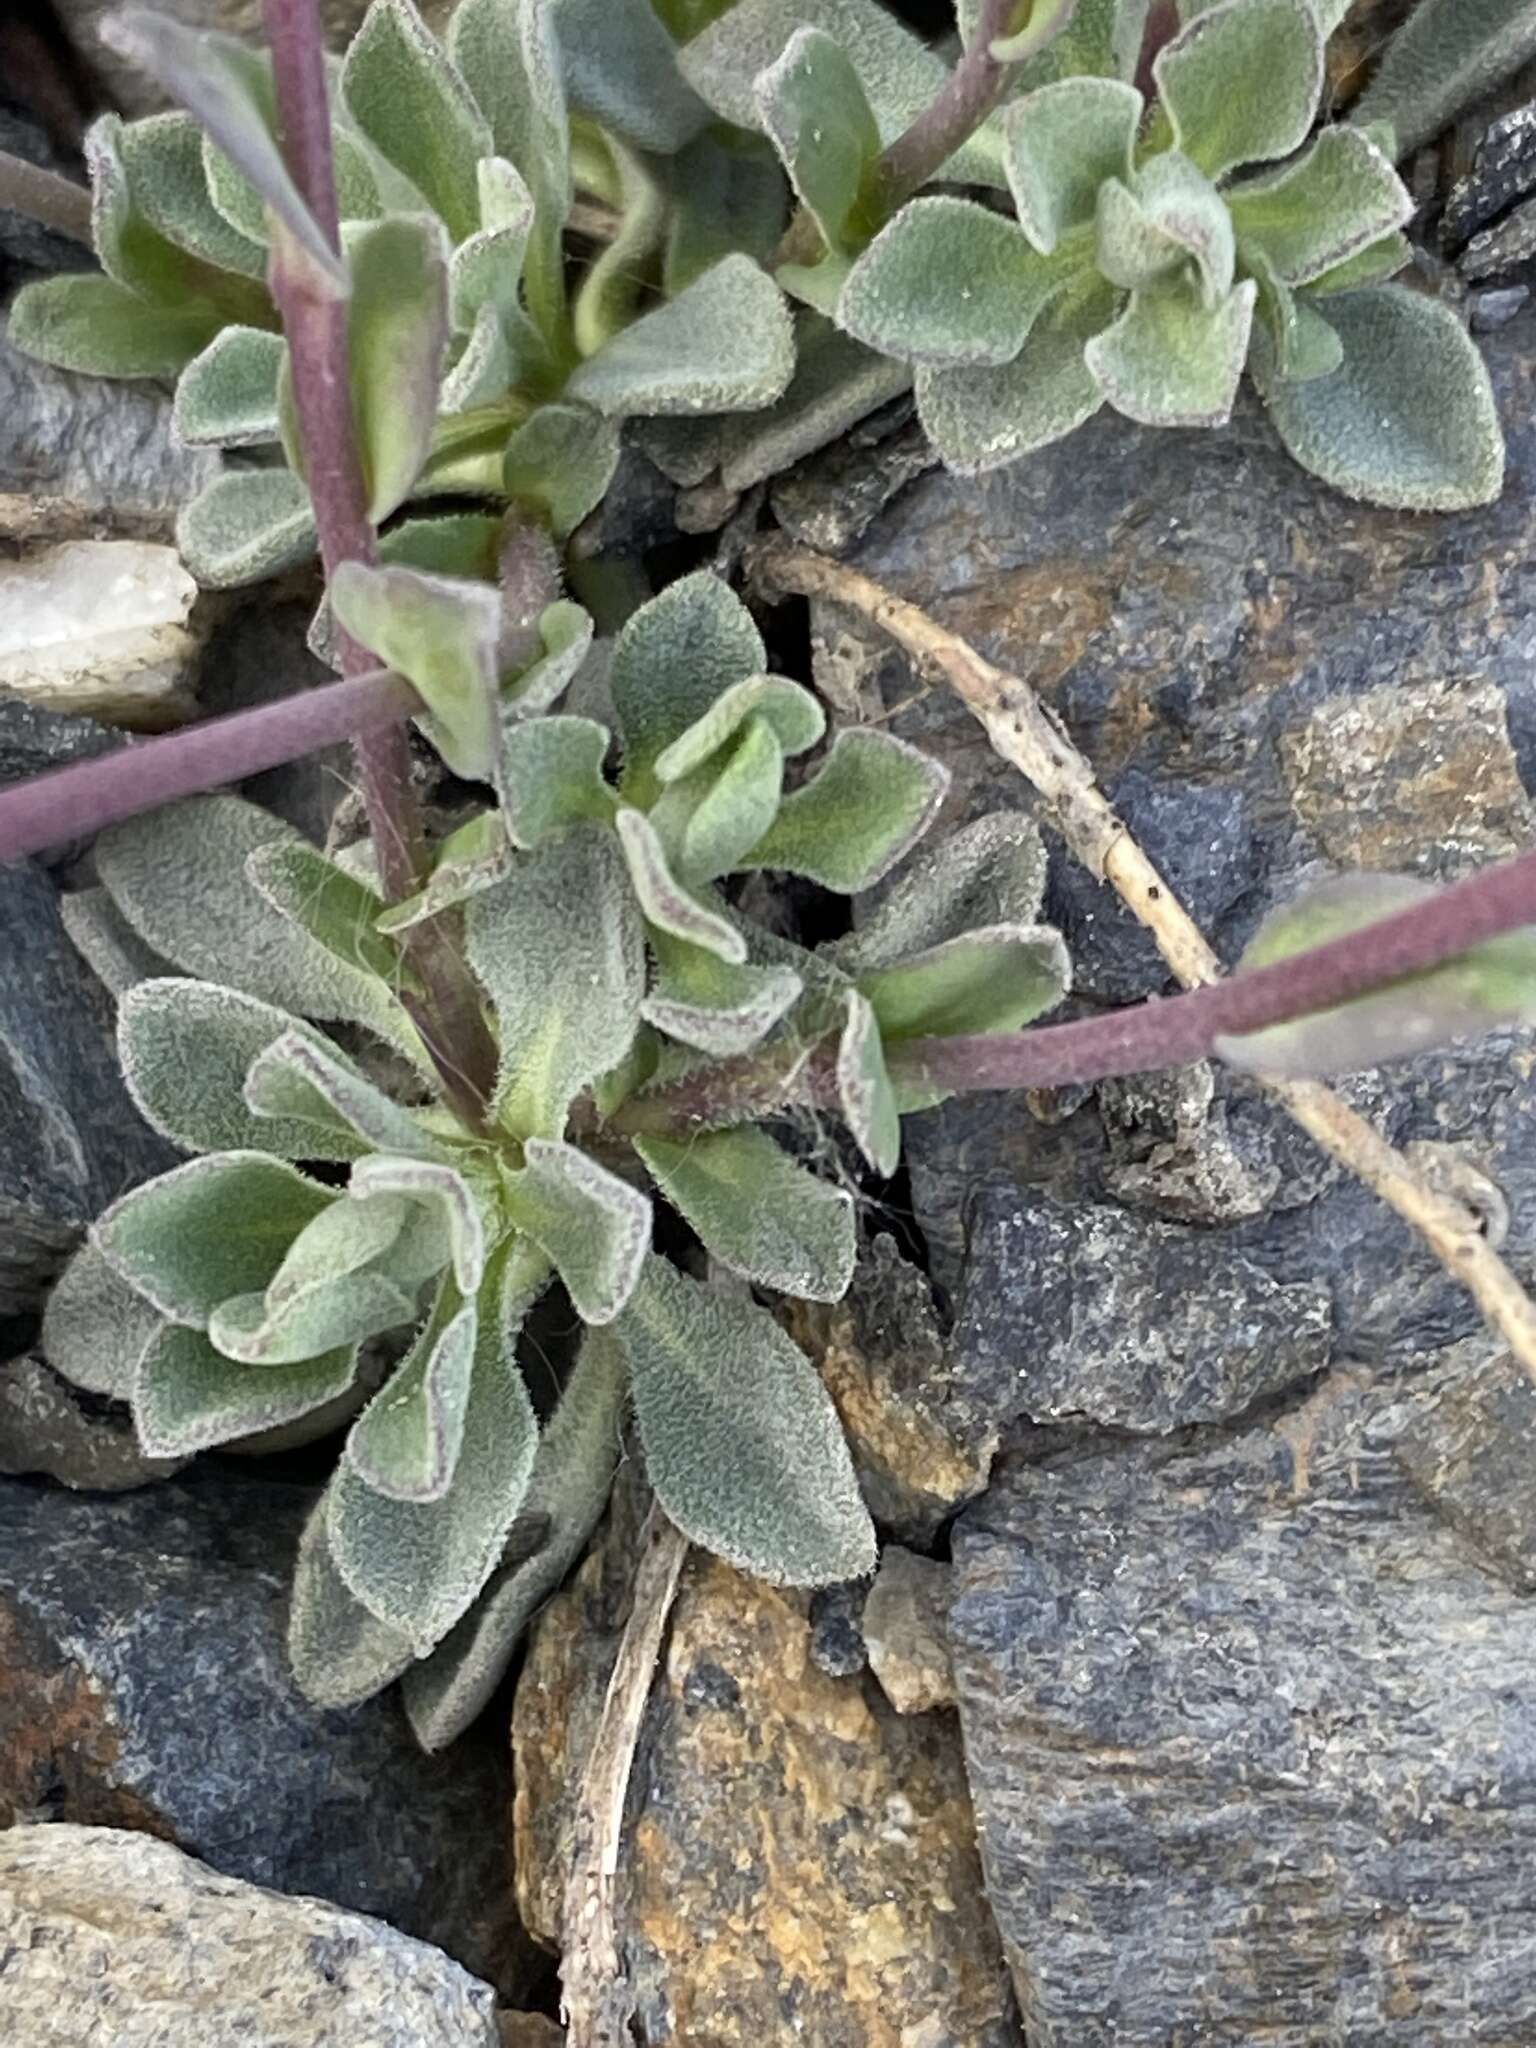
left=872, top=0, right=1033, bottom=215
left=0, top=670, right=416, bottom=864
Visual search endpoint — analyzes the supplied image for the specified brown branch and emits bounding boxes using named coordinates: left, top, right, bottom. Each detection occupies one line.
left=0, top=148, right=91, bottom=242
left=750, top=537, right=1536, bottom=1385
left=560, top=1510, right=690, bottom=2048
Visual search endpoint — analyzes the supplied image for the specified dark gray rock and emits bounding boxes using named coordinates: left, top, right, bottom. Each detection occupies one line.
left=1393, top=1339, right=1536, bottom=1593
left=1471, top=283, right=1533, bottom=330
left=0, top=1355, right=184, bottom=1490
left=952, top=1185, right=1332, bottom=1434
left=0, top=1465, right=535, bottom=2001
left=1443, top=102, right=1536, bottom=250
left=1463, top=194, right=1536, bottom=280
left=0, top=856, right=176, bottom=1314
left=0, top=692, right=119, bottom=790
left=771, top=405, right=935, bottom=556
left=950, top=1363, right=1536, bottom=2044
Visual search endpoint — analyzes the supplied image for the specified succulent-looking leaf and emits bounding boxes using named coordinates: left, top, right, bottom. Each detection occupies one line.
left=176, top=468, right=316, bottom=588
left=553, top=0, right=710, bottom=153
left=713, top=317, right=911, bottom=494
left=209, top=1265, right=417, bottom=1365
left=118, top=978, right=371, bottom=1161
left=246, top=1034, right=436, bottom=1166
left=42, top=1241, right=162, bottom=1399
left=399, top=1319, right=626, bottom=1747
left=117, top=110, right=268, bottom=280
left=245, top=840, right=406, bottom=994
left=1217, top=873, right=1536, bottom=1077
left=102, top=8, right=344, bottom=285
left=288, top=1505, right=418, bottom=1710
left=651, top=717, right=786, bottom=887
left=1244, top=244, right=1342, bottom=384
left=914, top=281, right=1113, bottom=473
left=615, top=808, right=747, bottom=963
left=1095, top=154, right=1233, bottom=308
left=96, top=1150, right=333, bottom=1325
left=566, top=255, right=794, bottom=419
left=1261, top=286, right=1504, bottom=511
left=326, top=1241, right=544, bottom=1651
left=98, top=795, right=398, bottom=1030
left=346, top=213, right=450, bottom=523
left=374, top=813, right=514, bottom=935
left=450, top=161, right=534, bottom=330
left=837, top=988, right=900, bottom=1177
left=860, top=923, right=1069, bottom=1045
left=502, top=1139, right=651, bottom=1324
left=1305, top=231, right=1411, bottom=297
left=635, top=1128, right=855, bottom=1301
left=1084, top=275, right=1256, bottom=428
left=350, top=1154, right=488, bottom=1295
left=502, top=404, right=622, bottom=539
left=441, top=304, right=511, bottom=417
left=173, top=326, right=283, bottom=446
left=611, top=571, right=767, bottom=801
left=1003, top=75, right=1141, bottom=257
left=655, top=676, right=826, bottom=786
left=466, top=826, right=644, bottom=1137
left=379, top=511, right=504, bottom=581
left=1155, top=0, right=1322, bottom=182
left=60, top=886, right=169, bottom=998
left=840, top=810, right=1051, bottom=969
left=756, top=28, right=880, bottom=256
left=839, top=197, right=1062, bottom=370
left=1227, top=126, right=1411, bottom=287
left=341, top=0, right=491, bottom=242
left=266, top=1192, right=411, bottom=1303
left=499, top=716, right=615, bottom=848
left=641, top=942, right=804, bottom=1056
left=6, top=273, right=221, bottom=380
left=331, top=561, right=501, bottom=781
left=619, top=1256, right=875, bottom=1584
left=346, top=1279, right=478, bottom=1501
left=1355, top=0, right=1536, bottom=160
left=135, top=1323, right=358, bottom=1458
left=742, top=726, right=948, bottom=892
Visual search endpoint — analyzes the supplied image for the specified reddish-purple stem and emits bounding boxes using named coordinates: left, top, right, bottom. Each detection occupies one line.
left=872, top=0, right=1033, bottom=216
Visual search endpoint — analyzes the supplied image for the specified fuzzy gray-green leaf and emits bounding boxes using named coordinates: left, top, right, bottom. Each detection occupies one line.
left=245, top=839, right=406, bottom=992
left=347, top=213, right=450, bottom=523
left=176, top=469, right=316, bottom=588
left=210, top=1266, right=416, bottom=1365
left=841, top=811, right=1050, bottom=969
left=117, top=110, right=268, bottom=279
left=173, top=326, right=284, bottom=446
left=611, top=570, right=767, bottom=800
left=655, top=676, right=825, bottom=785
left=1155, top=0, right=1322, bottom=181
left=287, top=1505, right=418, bottom=1711
left=7, top=274, right=220, bottom=380
left=135, top=1324, right=358, bottom=1457
left=1085, top=275, right=1256, bottom=428
left=346, top=1279, right=478, bottom=1500
left=651, top=717, right=786, bottom=887
left=502, top=404, right=622, bottom=538
left=615, top=807, right=747, bottom=962
left=60, top=885, right=169, bottom=997
left=42, top=1241, right=163, bottom=1399
left=1003, top=76, right=1141, bottom=255
left=1227, top=126, right=1411, bottom=286
left=756, top=28, right=880, bottom=255
left=554, top=0, right=710, bottom=153
left=641, top=943, right=803, bottom=1056
left=713, top=317, right=911, bottom=493
left=1262, top=285, right=1504, bottom=510
left=245, top=1030, right=440, bottom=1160
left=1095, top=153, right=1233, bottom=307
left=97, top=1150, right=332, bottom=1324
left=331, top=561, right=501, bottom=781
left=620, top=1255, right=874, bottom=1584
left=341, top=0, right=491, bottom=242
left=502, top=1139, right=651, bottom=1324
left=839, top=197, right=1061, bottom=369
left=859, top=923, right=1070, bottom=1041
left=837, top=988, right=900, bottom=1176
left=741, top=727, right=948, bottom=891
left=566, top=254, right=793, bottom=419
left=349, top=1154, right=488, bottom=1294
left=466, top=826, right=644, bottom=1137
left=914, top=281, right=1113, bottom=472
left=1355, top=0, right=1536, bottom=159
left=499, top=716, right=615, bottom=847
left=636, top=1128, right=855, bottom=1301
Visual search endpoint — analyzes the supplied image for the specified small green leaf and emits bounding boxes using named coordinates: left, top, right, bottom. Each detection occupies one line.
left=503, top=1138, right=652, bottom=1324
left=741, top=727, right=948, bottom=891
left=1228, top=125, right=1412, bottom=286
left=1003, top=75, right=1141, bottom=256
left=651, top=716, right=786, bottom=886
left=466, top=826, right=644, bottom=1136
left=399, top=1318, right=625, bottom=1746
left=1155, top=0, right=1323, bottom=181
left=288, top=1506, right=418, bottom=1711
left=176, top=469, right=316, bottom=588
left=837, top=988, right=900, bottom=1176
left=859, top=923, right=1070, bottom=1040
left=713, top=316, right=910, bottom=493
left=266, top=1190, right=411, bottom=1301
left=118, top=979, right=372, bottom=1161
left=839, top=196, right=1061, bottom=368
left=554, top=0, right=710, bottom=152
left=135, top=1324, right=358, bottom=1457
left=756, top=27, right=880, bottom=255
left=611, top=570, right=767, bottom=801
left=342, top=0, right=491, bottom=241
left=1216, top=873, right=1536, bottom=1077
left=1244, top=244, right=1342, bottom=383
left=912, top=298, right=1105, bottom=468
left=664, top=128, right=788, bottom=296
left=503, top=404, right=622, bottom=538
left=378, top=510, right=504, bottom=580
left=331, top=561, right=500, bottom=781
left=635, top=1128, right=855, bottom=1301
left=60, top=887, right=168, bottom=997
left=441, top=307, right=509, bottom=416
left=654, top=676, right=825, bottom=784
left=245, top=839, right=407, bottom=992
left=42, top=1241, right=162, bottom=1399
left=374, top=813, right=514, bottom=935
left=499, top=715, right=615, bottom=847
left=1261, top=285, right=1504, bottom=510
left=7, top=273, right=219, bottom=380
left=349, top=1154, right=488, bottom=1295
left=640, top=942, right=803, bottom=1055
left=326, top=1242, right=543, bottom=1652
left=117, top=110, right=268, bottom=279
left=450, top=175, right=533, bottom=331
left=210, top=1266, right=417, bottom=1365
left=1095, top=153, right=1233, bottom=307
left=1355, top=0, right=1536, bottom=159
left=615, top=807, right=747, bottom=962
left=244, top=1031, right=440, bottom=1159
left=619, top=1255, right=875, bottom=1583
left=97, top=1150, right=333, bottom=1324
left=346, top=1278, right=478, bottom=1501
left=345, top=213, right=449, bottom=523
left=839, top=811, right=1050, bottom=969
left=1304, top=230, right=1411, bottom=296
left=567, top=254, right=793, bottom=419
left=173, top=326, right=284, bottom=446
left=1084, top=275, right=1256, bottom=427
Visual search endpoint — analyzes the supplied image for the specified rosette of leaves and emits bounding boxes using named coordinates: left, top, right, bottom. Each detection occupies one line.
left=798, top=0, right=1504, bottom=508
left=5, top=0, right=795, bottom=588
left=41, top=567, right=1068, bottom=1748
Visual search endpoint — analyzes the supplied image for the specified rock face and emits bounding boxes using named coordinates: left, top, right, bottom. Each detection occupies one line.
left=0, top=1823, right=502, bottom=2048
left=0, top=539, right=203, bottom=728
left=515, top=1495, right=1017, bottom=2048
left=950, top=1361, right=1536, bottom=2045
left=0, top=1466, right=532, bottom=2000
left=0, top=1355, right=184, bottom=1490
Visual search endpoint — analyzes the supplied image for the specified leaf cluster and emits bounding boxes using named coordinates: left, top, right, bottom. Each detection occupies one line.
left=44, top=569, right=1068, bottom=1744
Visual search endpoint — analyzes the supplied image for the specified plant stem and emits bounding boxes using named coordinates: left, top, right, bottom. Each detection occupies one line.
left=0, top=148, right=91, bottom=242
left=872, top=0, right=1036, bottom=217
left=0, top=669, right=417, bottom=864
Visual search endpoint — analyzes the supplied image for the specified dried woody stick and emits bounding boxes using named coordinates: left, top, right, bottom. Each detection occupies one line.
left=751, top=538, right=1536, bottom=1381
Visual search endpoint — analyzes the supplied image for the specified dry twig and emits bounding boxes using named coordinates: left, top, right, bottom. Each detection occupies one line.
left=751, top=539, right=1536, bottom=1382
